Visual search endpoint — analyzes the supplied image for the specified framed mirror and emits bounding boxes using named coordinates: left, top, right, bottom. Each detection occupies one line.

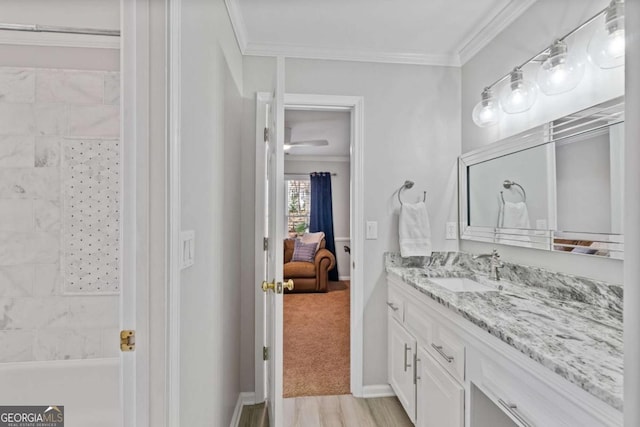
left=459, top=97, right=624, bottom=258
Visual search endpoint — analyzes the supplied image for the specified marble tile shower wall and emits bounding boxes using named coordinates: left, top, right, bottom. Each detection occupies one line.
left=0, top=67, right=120, bottom=362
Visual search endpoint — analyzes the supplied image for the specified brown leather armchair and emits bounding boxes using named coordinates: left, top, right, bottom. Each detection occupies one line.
left=283, top=238, right=336, bottom=293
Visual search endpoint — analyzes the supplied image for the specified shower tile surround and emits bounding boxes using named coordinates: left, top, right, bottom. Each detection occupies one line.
left=385, top=252, right=623, bottom=410
left=0, top=67, right=120, bottom=362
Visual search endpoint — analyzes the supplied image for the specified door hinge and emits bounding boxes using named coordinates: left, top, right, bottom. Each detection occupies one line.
left=263, top=237, right=269, bottom=251
left=264, top=127, right=269, bottom=143
left=120, top=330, right=135, bottom=352
left=263, top=346, right=269, bottom=361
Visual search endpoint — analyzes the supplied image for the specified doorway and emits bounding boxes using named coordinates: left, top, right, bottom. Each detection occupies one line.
left=282, top=108, right=352, bottom=397
left=254, top=92, right=365, bottom=407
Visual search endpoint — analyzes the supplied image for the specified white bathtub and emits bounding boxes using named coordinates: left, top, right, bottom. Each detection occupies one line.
left=0, top=358, right=120, bottom=427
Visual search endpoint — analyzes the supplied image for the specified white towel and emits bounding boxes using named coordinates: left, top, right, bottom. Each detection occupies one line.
left=399, top=201, right=432, bottom=257
left=498, top=201, right=531, bottom=246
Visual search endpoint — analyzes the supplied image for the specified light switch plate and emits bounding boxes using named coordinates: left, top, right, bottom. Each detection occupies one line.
left=366, top=221, right=378, bottom=240
left=181, top=230, right=195, bottom=269
left=446, top=222, right=458, bottom=240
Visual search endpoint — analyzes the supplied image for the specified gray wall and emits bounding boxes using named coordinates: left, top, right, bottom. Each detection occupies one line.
left=241, top=56, right=461, bottom=390
left=625, top=1, right=640, bottom=425
left=178, top=0, right=244, bottom=425
left=460, top=0, right=624, bottom=284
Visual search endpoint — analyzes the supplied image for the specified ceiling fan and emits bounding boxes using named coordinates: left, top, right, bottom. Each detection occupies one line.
left=284, top=127, right=329, bottom=151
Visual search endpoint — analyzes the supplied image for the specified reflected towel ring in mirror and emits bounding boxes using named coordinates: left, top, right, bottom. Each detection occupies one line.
left=398, top=180, right=427, bottom=206
left=500, top=180, right=527, bottom=203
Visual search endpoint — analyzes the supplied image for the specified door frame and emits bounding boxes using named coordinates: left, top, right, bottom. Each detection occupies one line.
left=120, top=0, right=151, bottom=425
left=254, top=92, right=365, bottom=397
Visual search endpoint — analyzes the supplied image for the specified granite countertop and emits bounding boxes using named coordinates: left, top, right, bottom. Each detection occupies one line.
left=385, top=252, right=623, bottom=411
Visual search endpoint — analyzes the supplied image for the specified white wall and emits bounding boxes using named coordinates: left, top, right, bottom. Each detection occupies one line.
left=461, top=0, right=624, bottom=284
left=178, top=0, right=244, bottom=425
left=241, top=56, right=461, bottom=389
left=285, top=159, right=351, bottom=278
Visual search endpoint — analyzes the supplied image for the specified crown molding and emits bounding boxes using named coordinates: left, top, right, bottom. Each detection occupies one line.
left=244, top=41, right=460, bottom=66
left=458, top=0, right=539, bottom=65
left=0, top=29, right=119, bottom=49
left=224, top=0, right=248, bottom=52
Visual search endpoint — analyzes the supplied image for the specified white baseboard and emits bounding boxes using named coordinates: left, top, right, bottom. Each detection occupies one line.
left=230, top=392, right=257, bottom=427
left=339, top=276, right=351, bottom=281
left=362, top=384, right=396, bottom=398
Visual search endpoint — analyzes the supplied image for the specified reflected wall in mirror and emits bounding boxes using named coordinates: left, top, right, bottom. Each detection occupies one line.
left=460, top=97, right=624, bottom=258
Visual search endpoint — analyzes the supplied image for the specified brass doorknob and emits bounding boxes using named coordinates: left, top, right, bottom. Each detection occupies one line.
left=283, top=279, right=294, bottom=291
left=262, top=280, right=276, bottom=292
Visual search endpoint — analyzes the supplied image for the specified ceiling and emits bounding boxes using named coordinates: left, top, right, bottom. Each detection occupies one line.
left=284, top=110, right=350, bottom=158
left=225, top=0, right=538, bottom=66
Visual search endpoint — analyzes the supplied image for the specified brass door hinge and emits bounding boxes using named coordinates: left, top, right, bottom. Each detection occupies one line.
left=263, top=346, right=269, bottom=361
left=120, top=330, right=136, bottom=352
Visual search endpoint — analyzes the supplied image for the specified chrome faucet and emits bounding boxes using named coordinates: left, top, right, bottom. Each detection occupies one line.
left=473, top=249, right=504, bottom=281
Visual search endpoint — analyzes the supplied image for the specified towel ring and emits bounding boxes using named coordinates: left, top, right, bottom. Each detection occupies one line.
left=398, top=180, right=427, bottom=206
left=500, top=180, right=526, bottom=204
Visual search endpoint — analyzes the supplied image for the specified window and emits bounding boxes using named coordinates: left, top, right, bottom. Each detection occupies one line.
left=286, top=178, right=311, bottom=238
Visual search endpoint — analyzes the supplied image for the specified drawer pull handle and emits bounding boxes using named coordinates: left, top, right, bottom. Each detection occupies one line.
left=387, top=302, right=399, bottom=311
left=404, top=344, right=412, bottom=371
left=498, top=399, right=533, bottom=427
left=431, top=344, right=454, bottom=363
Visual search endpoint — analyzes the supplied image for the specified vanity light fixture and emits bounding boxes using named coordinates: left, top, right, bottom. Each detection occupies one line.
left=499, top=67, right=537, bottom=114
left=472, top=87, right=500, bottom=127
left=588, top=0, right=625, bottom=69
left=472, top=2, right=624, bottom=127
left=537, top=39, right=585, bottom=95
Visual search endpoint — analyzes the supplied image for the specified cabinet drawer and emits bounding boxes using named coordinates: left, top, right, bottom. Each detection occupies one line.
left=472, top=349, right=611, bottom=427
left=429, top=324, right=465, bottom=383
left=387, top=285, right=405, bottom=322
left=405, top=302, right=435, bottom=347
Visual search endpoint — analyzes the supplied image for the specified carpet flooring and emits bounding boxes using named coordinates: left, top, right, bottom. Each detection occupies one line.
left=283, top=281, right=350, bottom=398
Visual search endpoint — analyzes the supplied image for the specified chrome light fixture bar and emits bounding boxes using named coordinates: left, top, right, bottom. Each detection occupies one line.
left=472, top=1, right=623, bottom=127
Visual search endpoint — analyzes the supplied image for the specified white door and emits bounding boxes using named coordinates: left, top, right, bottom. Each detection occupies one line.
left=262, top=57, right=286, bottom=426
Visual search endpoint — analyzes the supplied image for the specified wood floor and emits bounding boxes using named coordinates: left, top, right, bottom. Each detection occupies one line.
left=238, top=395, right=413, bottom=427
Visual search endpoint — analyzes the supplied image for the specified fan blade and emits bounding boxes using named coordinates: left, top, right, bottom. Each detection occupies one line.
left=286, top=139, right=329, bottom=147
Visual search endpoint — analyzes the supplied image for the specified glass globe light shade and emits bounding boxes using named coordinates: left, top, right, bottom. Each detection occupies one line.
left=472, top=88, right=499, bottom=127
left=537, top=39, right=585, bottom=95
left=499, top=68, right=538, bottom=114
left=588, top=0, right=625, bottom=69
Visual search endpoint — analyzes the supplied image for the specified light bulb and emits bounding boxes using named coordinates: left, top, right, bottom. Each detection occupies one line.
left=499, top=67, right=538, bottom=114
left=588, top=0, right=625, bottom=69
left=472, top=87, right=499, bottom=127
left=537, top=39, right=585, bottom=95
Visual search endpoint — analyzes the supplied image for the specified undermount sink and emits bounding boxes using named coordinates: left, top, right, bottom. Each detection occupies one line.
left=428, top=277, right=496, bottom=293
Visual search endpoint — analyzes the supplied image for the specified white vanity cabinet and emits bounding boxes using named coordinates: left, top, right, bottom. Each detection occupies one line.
left=387, top=275, right=623, bottom=427
left=387, top=281, right=465, bottom=427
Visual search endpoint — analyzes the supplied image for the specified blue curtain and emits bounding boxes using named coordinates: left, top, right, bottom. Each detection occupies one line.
left=309, top=172, right=339, bottom=281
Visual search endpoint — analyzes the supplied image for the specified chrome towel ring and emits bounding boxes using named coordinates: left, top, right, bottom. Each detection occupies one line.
left=398, top=180, right=427, bottom=206
left=500, top=179, right=527, bottom=203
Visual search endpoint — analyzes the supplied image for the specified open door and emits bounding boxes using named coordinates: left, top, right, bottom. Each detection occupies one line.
left=261, top=57, right=287, bottom=426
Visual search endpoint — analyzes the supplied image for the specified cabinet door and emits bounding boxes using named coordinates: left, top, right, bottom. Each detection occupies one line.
left=388, top=316, right=416, bottom=423
left=416, top=347, right=464, bottom=427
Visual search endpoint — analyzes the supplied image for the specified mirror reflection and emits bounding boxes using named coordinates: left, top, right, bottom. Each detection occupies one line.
left=461, top=97, right=624, bottom=258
